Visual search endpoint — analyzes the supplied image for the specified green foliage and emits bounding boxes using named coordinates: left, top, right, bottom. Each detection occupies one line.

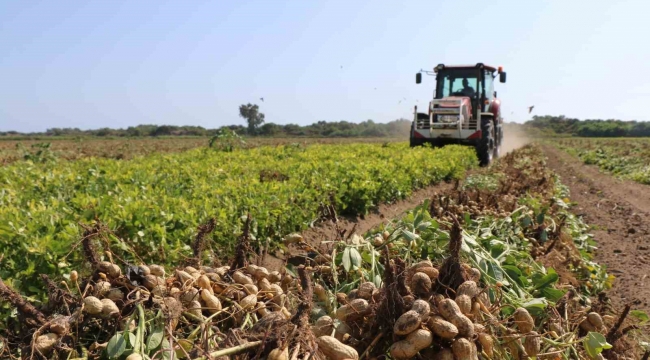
left=0, top=119, right=413, bottom=138
left=462, top=173, right=502, bottom=191
left=630, top=310, right=649, bottom=325
left=583, top=332, right=613, bottom=358
left=106, top=331, right=128, bottom=358
left=16, top=142, right=57, bottom=163
left=553, top=138, right=650, bottom=185
left=209, top=128, right=246, bottom=152
left=525, top=114, right=650, bottom=137
left=0, top=142, right=476, bottom=302
left=103, top=305, right=166, bottom=359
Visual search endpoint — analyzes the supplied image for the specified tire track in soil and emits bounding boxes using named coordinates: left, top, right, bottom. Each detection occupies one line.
left=542, top=145, right=650, bottom=313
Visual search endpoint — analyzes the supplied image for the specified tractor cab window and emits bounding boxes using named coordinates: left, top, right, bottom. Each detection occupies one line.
left=484, top=71, right=494, bottom=99
left=436, top=69, right=479, bottom=99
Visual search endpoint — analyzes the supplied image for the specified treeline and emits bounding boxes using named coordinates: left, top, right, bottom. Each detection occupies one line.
left=525, top=115, right=650, bottom=137
left=1, top=119, right=412, bottom=138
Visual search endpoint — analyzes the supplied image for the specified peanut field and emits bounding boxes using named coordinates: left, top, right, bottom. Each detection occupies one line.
left=0, top=141, right=647, bottom=360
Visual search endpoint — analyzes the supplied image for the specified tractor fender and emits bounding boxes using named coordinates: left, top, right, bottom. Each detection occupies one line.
left=488, top=99, right=502, bottom=123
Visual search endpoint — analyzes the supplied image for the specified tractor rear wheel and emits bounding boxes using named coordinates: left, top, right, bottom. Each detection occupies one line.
left=477, top=118, right=495, bottom=166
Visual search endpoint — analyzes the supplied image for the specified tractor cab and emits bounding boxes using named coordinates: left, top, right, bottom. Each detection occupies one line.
left=416, top=63, right=506, bottom=122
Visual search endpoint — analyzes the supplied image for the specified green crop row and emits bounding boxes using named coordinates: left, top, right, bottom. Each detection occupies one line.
left=0, top=143, right=476, bottom=301
left=553, top=138, right=650, bottom=184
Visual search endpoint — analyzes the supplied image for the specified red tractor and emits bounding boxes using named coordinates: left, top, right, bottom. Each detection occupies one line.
left=410, top=63, right=506, bottom=166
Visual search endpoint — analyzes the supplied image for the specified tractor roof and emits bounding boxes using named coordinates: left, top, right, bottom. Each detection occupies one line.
left=435, top=63, right=499, bottom=73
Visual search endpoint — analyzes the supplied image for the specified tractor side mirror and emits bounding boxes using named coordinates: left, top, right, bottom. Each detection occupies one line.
left=416, top=73, right=422, bottom=84
left=499, top=72, right=507, bottom=83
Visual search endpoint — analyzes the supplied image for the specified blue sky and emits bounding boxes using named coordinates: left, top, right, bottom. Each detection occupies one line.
left=1, top=0, right=648, bottom=132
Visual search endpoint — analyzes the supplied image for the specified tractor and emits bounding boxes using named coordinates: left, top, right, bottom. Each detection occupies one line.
left=410, top=63, right=506, bottom=166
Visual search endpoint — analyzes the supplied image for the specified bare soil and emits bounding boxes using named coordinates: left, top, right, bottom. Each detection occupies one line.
left=542, top=145, right=650, bottom=313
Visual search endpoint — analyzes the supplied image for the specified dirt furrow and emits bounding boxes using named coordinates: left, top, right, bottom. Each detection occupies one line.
left=542, top=145, right=650, bottom=313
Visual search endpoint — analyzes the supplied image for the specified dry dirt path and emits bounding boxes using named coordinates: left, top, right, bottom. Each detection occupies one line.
left=542, top=145, right=650, bottom=313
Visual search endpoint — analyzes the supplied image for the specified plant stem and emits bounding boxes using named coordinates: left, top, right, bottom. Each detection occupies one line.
left=192, top=340, right=262, bottom=359
left=136, top=304, right=146, bottom=354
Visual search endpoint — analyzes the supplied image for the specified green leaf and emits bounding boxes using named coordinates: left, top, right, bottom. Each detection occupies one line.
left=128, top=332, right=137, bottom=348
left=342, top=247, right=351, bottom=272
left=146, top=324, right=164, bottom=351
left=502, top=265, right=522, bottom=276
left=541, top=287, right=566, bottom=302
left=460, top=238, right=471, bottom=254
left=361, top=251, right=373, bottom=265
left=373, top=274, right=382, bottom=288
left=175, top=339, right=193, bottom=359
left=536, top=211, right=545, bottom=224
left=583, top=332, right=612, bottom=358
left=339, top=282, right=357, bottom=294
left=532, top=268, right=559, bottom=290
left=401, top=229, right=418, bottom=242
left=106, top=332, right=127, bottom=359
left=285, top=264, right=297, bottom=278
left=161, top=339, right=173, bottom=360
left=349, top=248, right=362, bottom=270
left=630, top=310, right=649, bottom=324
left=486, top=261, right=505, bottom=284
left=539, top=229, right=548, bottom=243
left=502, top=265, right=525, bottom=287
left=489, top=242, right=506, bottom=259
left=522, top=298, right=547, bottom=316
left=414, top=211, right=424, bottom=229
left=462, top=233, right=478, bottom=246
left=415, top=221, right=431, bottom=232
left=420, top=246, right=428, bottom=260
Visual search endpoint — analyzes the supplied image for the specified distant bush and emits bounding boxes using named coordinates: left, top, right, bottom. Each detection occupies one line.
left=4, top=119, right=413, bottom=139
left=524, top=115, right=650, bottom=137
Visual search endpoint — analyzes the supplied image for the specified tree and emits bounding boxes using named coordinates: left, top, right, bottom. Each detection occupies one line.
left=258, top=123, right=281, bottom=136
left=239, top=103, right=265, bottom=135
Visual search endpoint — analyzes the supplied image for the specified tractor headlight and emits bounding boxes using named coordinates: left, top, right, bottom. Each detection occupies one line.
left=438, top=115, right=459, bottom=123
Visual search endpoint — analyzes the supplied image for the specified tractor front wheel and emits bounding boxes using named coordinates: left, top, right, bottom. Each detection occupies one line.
left=477, top=119, right=495, bottom=166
